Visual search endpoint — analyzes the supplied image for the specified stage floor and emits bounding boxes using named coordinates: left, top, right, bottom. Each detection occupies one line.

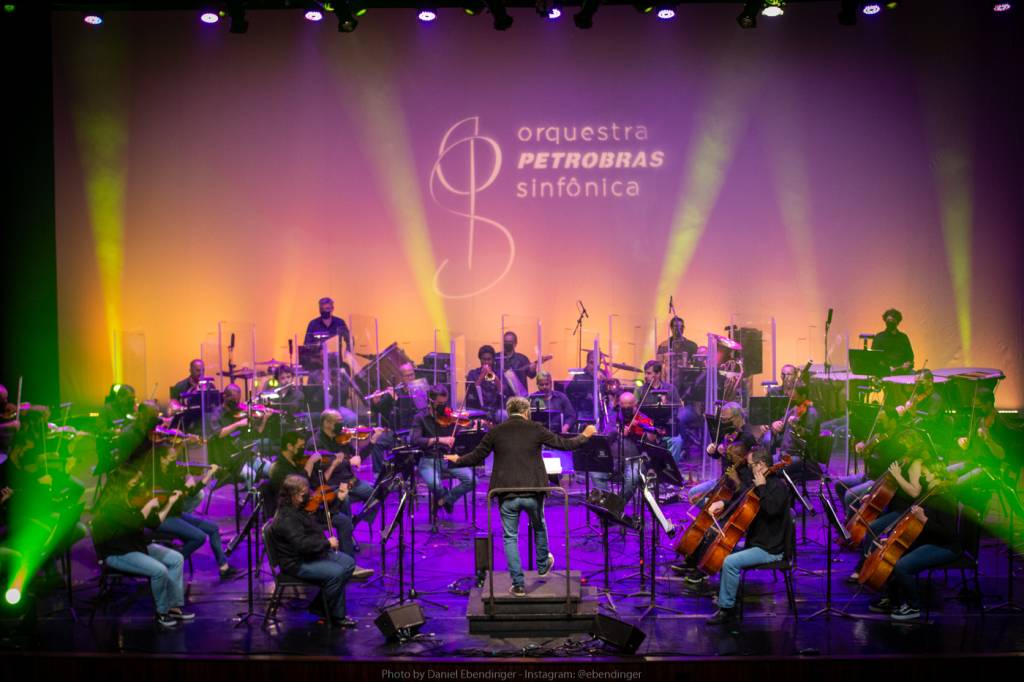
left=2, top=459, right=1023, bottom=664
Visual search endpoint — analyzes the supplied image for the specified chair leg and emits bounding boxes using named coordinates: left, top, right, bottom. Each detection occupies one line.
left=738, top=573, right=745, bottom=619
left=322, top=592, right=332, bottom=630
left=785, top=571, right=797, bottom=615
left=263, top=583, right=281, bottom=626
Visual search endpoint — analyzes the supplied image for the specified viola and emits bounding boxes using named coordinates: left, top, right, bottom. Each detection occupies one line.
left=303, top=481, right=348, bottom=513
left=696, top=455, right=792, bottom=576
left=435, top=407, right=474, bottom=429
left=333, top=426, right=374, bottom=445
left=673, top=468, right=739, bottom=558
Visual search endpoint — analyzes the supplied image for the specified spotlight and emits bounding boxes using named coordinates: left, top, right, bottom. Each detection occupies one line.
left=761, top=0, right=784, bottom=17
left=305, top=10, right=324, bottom=21
left=993, top=2, right=1012, bottom=10
left=4, top=588, right=20, bottom=605
left=226, top=0, right=248, bottom=33
left=485, top=0, right=514, bottom=30
left=335, top=1, right=358, bottom=31
left=535, top=0, right=562, bottom=18
left=573, top=0, right=599, bottom=28
left=633, top=2, right=654, bottom=13
left=656, top=6, right=676, bottom=20
left=418, top=9, right=437, bottom=22
left=885, top=1, right=898, bottom=8
left=862, top=2, right=881, bottom=13
left=200, top=11, right=220, bottom=24
left=547, top=6, right=561, bottom=19
left=83, top=13, right=103, bottom=25
left=464, top=1, right=485, bottom=15
left=736, top=0, right=758, bottom=28
left=3, top=4, right=15, bottom=13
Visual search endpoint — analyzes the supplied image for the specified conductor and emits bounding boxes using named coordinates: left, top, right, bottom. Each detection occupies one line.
left=446, top=396, right=596, bottom=596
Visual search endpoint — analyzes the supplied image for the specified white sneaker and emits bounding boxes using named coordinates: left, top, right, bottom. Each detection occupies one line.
left=538, top=552, right=555, bottom=577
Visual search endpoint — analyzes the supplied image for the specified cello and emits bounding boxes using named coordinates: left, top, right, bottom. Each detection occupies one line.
left=673, top=464, right=740, bottom=558
left=843, top=468, right=899, bottom=547
left=696, top=455, right=791, bottom=576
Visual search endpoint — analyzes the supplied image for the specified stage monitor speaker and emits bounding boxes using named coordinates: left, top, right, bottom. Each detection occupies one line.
left=732, top=327, right=763, bottom=376
left=591, top=614, right=646, bottom=654
left=374, top=603, right=425, bottom=640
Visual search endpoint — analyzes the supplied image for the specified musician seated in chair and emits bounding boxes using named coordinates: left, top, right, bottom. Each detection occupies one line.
left=270, top=474, right=357, bottom=628
left=687, top=403, right=757, bottom=504
left=501, top=331, right=540, bottom=394
left=206, top=384, right=271, bottom=486
left=835, top=407, right=902, bottom=519
left=848, top=448, right=935, bottom=583
left=270, top=431, right=372, bottom=580
left=91, top=468, right=193, bottom=628
left=592, top=392, right=654, bottom=503
left=307, top=409, right=377, bottom=517
left=529, top=371, right=576, bottom=434
left=766, top=382, right=821, bottom=481
left=411, top=385, right=475, bottom=515
left=145, top=446, right=239, bottom=580
left=865, top=492, right=962, bottom=622
left=706, top=447, right=792, bottom=625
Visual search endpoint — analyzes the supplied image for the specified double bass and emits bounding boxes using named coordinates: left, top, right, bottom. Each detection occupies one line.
left=696, top=455, right=792, bottom=576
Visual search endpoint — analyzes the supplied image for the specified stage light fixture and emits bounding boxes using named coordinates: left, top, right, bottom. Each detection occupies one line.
left=736, top=0, right=758, bottom=28
left=200, top=11, right=220, bottom=24
left=838, top=0, right=857, bottom=24
left=885, top=1, right=898, bottom=7
left=485, top=0, right=514, bottom=29
left=993, top=2, right=1012, bottom=10
left=573, top=0, right=599, bottom=29
left=464, top=1, right=485, bottom=15
left=862, top=2, right=881, bottom=14
left=4, top=588, right=20, bottom=605
left=83, top=13, right=103, bottom=25
left=305, top=10, right=324, bottom=21
left=226, top=0, right=248, bottom=33
left=418, top=8, right=437, bottom=21
left=633, top=2, right=654, bottom=13
left=656, top=6, right=676, bottom=19
left=535, top=0, right=561, bottom=18
left=334, top=1, right=359, bottom=31
left=4, top=4, right=16, bottom=13
left=761, top=0, right=784, bottom=17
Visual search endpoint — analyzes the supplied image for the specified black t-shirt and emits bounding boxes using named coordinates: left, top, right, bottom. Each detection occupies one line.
left=304, top=316, right=351, bottom=349
left=872, top=329, right=914, bottom=370
left=92, top=497, right=161, bottom=559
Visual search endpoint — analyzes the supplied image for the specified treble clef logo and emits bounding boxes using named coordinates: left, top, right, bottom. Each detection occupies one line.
left=430, top=117, right=515, bottom=300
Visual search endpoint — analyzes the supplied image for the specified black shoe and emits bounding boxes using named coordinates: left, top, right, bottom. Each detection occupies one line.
left=669, top=563, right=688, bottom=575
left=683, top=572, right=706, bottom=585
left=705, top=607, right=737, bottom=625
left=168, top=608, right=195, bottom=621
left=156, top=613, right=180, bottom=628
left=868, top=597, right=893, bottom=614
left=509, top=585, right=526, bottom=597
left=332, top=616, right=358, bottom=628
left=890, top=604, right=921, bottom=622
left=219, top=566, right=241, bottom=580
left=538, top=552, right=555, bottom=577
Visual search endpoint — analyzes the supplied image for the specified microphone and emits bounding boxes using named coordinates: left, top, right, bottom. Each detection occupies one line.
left=288, top=339, right=294, bottom=355
left=826, top=308, right=833, bottom=328
left=578, top=300, right=589, bottom=318
left=668, top=295, right=674, bottom=315
left=229, top=333, right=236, bottom=350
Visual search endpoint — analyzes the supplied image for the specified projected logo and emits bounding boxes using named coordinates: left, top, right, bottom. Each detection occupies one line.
left=429, top=117, right=515, bottom=300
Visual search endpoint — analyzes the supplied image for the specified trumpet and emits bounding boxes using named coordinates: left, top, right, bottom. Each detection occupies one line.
left=483, top=370, right=497, bottom=382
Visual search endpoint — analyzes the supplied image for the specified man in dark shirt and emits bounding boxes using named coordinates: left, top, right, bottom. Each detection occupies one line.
left=270, top=474, right=356, bottom=628
left=767, top=382, right=821, bottom=477
left=446, top=397, right=596, bottom=595
left=466, top=345, right=507, bottom=421
left=500, top=331, right=539, bottom=395
left=657, top=316, right=699, bottom=369
left=206, top=384, right=271, bottom=484
left=169, top=359, right=204, bottom=403
left=97, top=384, right=137, bottom=435
left=687, top=402, right=757, bottom=504
left=410, top=385, right=474, bottom=514
left=871, top=308, right=914, bottom=373
left=529, top=371, right=577, bottom=433
left=92, top=468, right=191, bottom=627
left=767, top=364, right=798, bottom=398
left=304, top=296, right=351, bottom=349
left=706, top=447, right=792, bottom=625
left=306, top=409, right=376, bottom=515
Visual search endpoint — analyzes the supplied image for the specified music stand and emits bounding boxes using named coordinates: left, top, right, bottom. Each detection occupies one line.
left=805, top=484, right=857, bottom=621
left=530, top=408, right=562, bottom=433
left=572, top=435, right=614, bottom=535
left=582, top=489, right=637, bottom=611
left=638, top=474, right=685, bottom=619
left=849, top=349, right=889, bottom=378
left=749, top=396, right=789, bottom=426
left=640, top=441, right=684, bottom=488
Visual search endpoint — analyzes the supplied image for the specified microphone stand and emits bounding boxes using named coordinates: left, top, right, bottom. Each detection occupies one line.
left=232, top=491, right=265, bottom=627
left=782, top=469, right=822, bottom=575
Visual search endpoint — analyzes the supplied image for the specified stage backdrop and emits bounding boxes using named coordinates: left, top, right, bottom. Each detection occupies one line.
left=51, top=4, right=1023, bottom=408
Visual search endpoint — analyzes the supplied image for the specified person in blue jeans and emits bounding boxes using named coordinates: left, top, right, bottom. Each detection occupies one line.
left=446, top=396, right=597, bottom=595
left=91, top=469, right=193, bottom=628
left=147, top=448, right=239, bottom=579
left=706, top=447, right=792, bottom=625
left=270, top=474, right=356, bottom=628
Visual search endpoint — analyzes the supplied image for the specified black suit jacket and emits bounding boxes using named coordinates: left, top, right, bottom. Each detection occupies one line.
left=453, top=416, right=589, bottom=498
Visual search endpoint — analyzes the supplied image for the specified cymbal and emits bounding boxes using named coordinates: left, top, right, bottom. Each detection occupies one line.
left=255, top=359, right=285, bottom=367
left=610, top=362, right=642, bottom=373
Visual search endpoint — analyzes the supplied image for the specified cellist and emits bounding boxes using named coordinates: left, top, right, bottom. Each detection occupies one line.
left=705, top=447, right=792, bottom=626
left=863, top=464, right=963, bottom=622
left=848, top=436, right=935, bottom=583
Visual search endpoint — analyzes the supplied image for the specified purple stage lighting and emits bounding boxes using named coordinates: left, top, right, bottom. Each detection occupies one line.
left=83, top=14, right=103, bottom=25
left=993, top=2, right=1011, bottom=10
left=548, top=7, right=561, bottom=19
left=657, top=8, right=676, bottom=19
left=305, top=10, right=324, bottom=21
left=862, top=3, right=881, bottom=13
left=418, top=9, right=437, bottom=21
left=200, top=12, right=219, bottom=24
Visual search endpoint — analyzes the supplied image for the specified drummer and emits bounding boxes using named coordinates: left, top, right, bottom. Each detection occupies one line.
left=259, top=364, right=302, bottom=416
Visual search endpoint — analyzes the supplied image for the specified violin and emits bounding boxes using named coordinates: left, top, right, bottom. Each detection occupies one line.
left=153, top=425, right=202, bottom=445
left=231, top=402, right=283, bottom=419
left=333, top=426, right=374, bottom=445
left=623, top=411, right=661, bottom=439
left=304, top=481, right=348, bottom=513
left=696, top=455, right=792, bottom=576
left=435, top=407, right=475, bottom=429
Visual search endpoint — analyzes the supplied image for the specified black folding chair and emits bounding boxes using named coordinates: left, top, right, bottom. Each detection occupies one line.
left=261, top=520, right=332, bottom=629
left=738, top=510, right=798, bottom=618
